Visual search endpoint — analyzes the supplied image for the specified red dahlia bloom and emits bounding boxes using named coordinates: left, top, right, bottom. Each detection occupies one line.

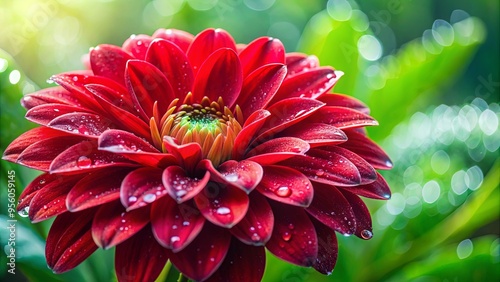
left=4, top=28, right=392, bottom=281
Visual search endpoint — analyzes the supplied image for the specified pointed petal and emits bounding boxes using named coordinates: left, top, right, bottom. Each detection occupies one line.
left=321, top=146, right=377, bottom=184
left=199, top=159, right=263, bottom=193
left=153, top=28, right=194, bottom=52
left=266, top=201, right=317, bottom=267
left=17, top=173, right=67, bottom=214
left=92, top=201, right=150, bottom=249
left=346, top=172, right=391, bottom=200
left=26, top=104, right=91, bottom=126
left=246, top=137, right=310, bottom=165
left=319, top=93, right=370, bottom=114
left=163, top=136, right=202, bottom=172
left=169, top=223, right=231, bottom=281
left=307, top=106, right=378, bottom=129
left=50, top=74, right=103, bottom=111
left=151, top=196, right=205, bottom=252
left=90, top=44, right=133, bottom=85
left=285, top=53, right=319, bottom=77
left=192, top=48, right=242, bottom=107
left=163, top=166, right=210, bottom=203
left=278, top=122, right=348, bottom=147
left=231, top=192, right=274, bottom=246
left=194, top=182, right=249, bottom=228
left=120, top=167, right=166, bottom=210
left=187, top=28, right=236, bottom=75
left=115, top=227, right=169, bottom=282
left=239, top=37, right=285, bottom=77
left=340, top=129, right=393, bottom=170
left=21, top=87, right=80, bottom=110
left=311, top=217, right=338, bottom=275
left=122, top=34, right=153, bottom=60
left=46, top=209, right=98, bottom=273
left=256, top=165, right=313, bottom=207
left=47, top=112, right=114, bottom=138
left=340, top=190, right=373, bottom=240
left=146, top=38, right=194, bottom=101
left=206, top=239, right=266, bottom=282
left=235, top=63, right=287, bottom=118
left=232, top=110, right=270, bottom=160
left=306, top=183, right=356, bottom=235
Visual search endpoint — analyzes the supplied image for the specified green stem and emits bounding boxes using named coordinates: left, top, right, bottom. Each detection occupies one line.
left=177, top=273, right=189, bottom=282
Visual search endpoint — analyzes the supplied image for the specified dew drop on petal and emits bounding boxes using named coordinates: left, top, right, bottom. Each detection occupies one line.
left=128, top=196, right=138, bottom=203
left=316, top=169, right=325, bottom=176
left=18, top=206, right=29, bottom=217
left=251, top=233, right=261, bottom=241
left=77, top=156, right=92, bottom=168
left=360, top=229, right=373, bottom=240
left=282, top=231, right=292, bottom=241
left=288, top=223, right=295, bottom=230
left=224, top=173, right=239, bottom=182
left=276, top=186, right=292, bottom=197
left=170, top=236, right=180, bottom=243
left=143, top=193, right=156, bottom=203
left=216, top=207, right=231, bottom=215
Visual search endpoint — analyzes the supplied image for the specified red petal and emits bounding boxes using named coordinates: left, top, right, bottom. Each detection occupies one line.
left=26, top=104, right=91, bottom=126
left=194, top=182, right=249, bottom=228
left=340, top=190, right=373, bottom=240
left=345, top=172, right=391, bottom=200
left=163, top=166, right=210, bottom=203
left=122, top=34, right=153, bottom=60
left=120, top=167, right=166, bottom=210
left=199, top=159, right=263, bottom=193
left=271, top=67, right=341, bottom=103
left=146, top=39, right=194, bottom=101
left=67, top=168, right=132, bottom=211
left=306, top=183, right=356, bottom=235
left=266, top=201, right=318, bottom=267
left=21, top=87, right=80, bottom=110
left=151, top=196, right=205, bottom=252
left=321, top=146, right=377, bottom=184
left=206, top=239, right=266, bottom=282
left=235, top=63, right=287, bottom=119
left=307, top=106, right=378, bottom=129
left=246, top=137, right=310, bottom=165
left=232, top=110, right=270, bottom=160
left=281, top=148, right=361, bottom=186
left=311, top=217, right=338, bottom=275
left=46, top=209, right=98, bottom=273
left=192, top=48, right=242, bottom=107
left=230, top=192, right=274, bottom=246
left=319, top=93, right=370, bottom=114
left=90, top=44, right=133, bottom=85
left=256, top=165, right=313, bottom=207
left=50, top=74, right=103, bottom=111
left=340, top=129, right=393, bottom=170
left=92, top=201, right=150, bottom=249
left=47, top=112, right=114, bottom=138
left=125, top=60, right=176, bottom=118
left=163, top=136, right=202, bottom=173
left=285, top=53, right=319, bottom=77
left=239, top=37, right=285, bottom=77
left=17, top=173, right=64, bottom=214
left=115, top=227, right=169, bottom=282
left=153, top=28, right=194, bottom=52
left=187, top=28, right=236, bottom=75
left=278, top=122, right=348, bottom=147
left=169, top=223, right=231, bottom=281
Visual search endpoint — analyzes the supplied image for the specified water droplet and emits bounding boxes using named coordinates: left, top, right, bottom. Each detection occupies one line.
left=224, top=173, right=239, bottom=182
left=360, top=229, right=373, bottom=240
left=143, top=193, right=156, bottom=203
left=18, top=206, right=29, bottom=217
left=288, top=223, right=295, bottom=230
left=43, top=205, right=48, bottom=210
left=128, top=196, right=138, bottom=203
left=216, top=207, right=231, bottom=215
left=276, top=186, right=292, bottom=197
left=77, top=156, right=92, bottom=168
left=282, top=231, right=292, bottom=241
left=182, top=221, right=190, bottom=226
left=316, top=169, right=325, bottom=176
left=251, top=233, right=261, bottom=241
left=170, top=236, right=180, bottom=243
left=39, top=179, right=46, bottom=185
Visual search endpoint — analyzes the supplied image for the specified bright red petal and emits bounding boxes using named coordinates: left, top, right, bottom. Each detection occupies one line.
left=232, top=110, right=270, bottom=160
left=163, top=165, right=210, bottom=203
left=122, top=34, right=153, bottom=60
left=278, top=122, right=347, bottom=147
left=90, top=44, right=133, bottom=85
left=246, top=137, right=310, bottom=165
left=153, top=28, right=194, bottom=52
left=285, top=53, right=319, bottom=77
left=26, top=103, right=92, bottom=126
left=47, top=112, right=114, bottom=138
left=199, top=159, right=263, bottom=193
left=307, top=106, right=378, bottom=129
left=318, top=93, right=370, bottom=114
left=120, top=167, right=166, bottom=210
left=21, top=87, right=80, bottom=110
left=239, top=37, right=285, bottom=77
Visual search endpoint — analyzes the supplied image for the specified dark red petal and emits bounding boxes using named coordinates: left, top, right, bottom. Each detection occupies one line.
left=345, top=172, right=391, bottom=200
left=206, top=239, right=266, bottom=282
left=21, top=87, right=80, bottom=110
left=46, top=209, right=98, bottom=273
left=28, top=175, right=80, bottom=223
left=26, top=104, right=91, bottom=126
left=187, top=28, right=236, bottom=75
left=120, top=167, right=166, bottom=210
left=199, top=159, right=263, bottom=193
left=194, top=182, right=249, bottom=228
left=285, top=53, right=319, bottom=77
left=90, top=44, right=133, bottom=85
left=47, top=112, right=114, bottom=138
left=271, top=67, right=341, bottom=103
left=92, top=201, right=150, bottom=249
left=122, top=34, right=153, bottom=60
left=231, top=192, right=274, bottom=246
left=151, top=196, right=205, bottom=252
left=306, top=183, right=356, bottom=235
left=163, top=166, right=210, bottom=203
left=266, top=201, right=318, bottom=267
left=49, top=141, right=137, bottom=174
left=163, top=136, right=202, bottom=173
left=311, top=217, right=338, bottom=275
left=307, top=106, right=378, bottom=129
left=169, top=223, right=231, bottom=281
left=281, top=149, right=361, bottom=186
left=146, top=39, right=194, bottom=101
left=16, top=136, right=84, bottom=171
left=153, top=28, right=194, bottom=52
left=340, top=129, right=393, bottom=170
left=115, top=227, right=169, bottom=282
left=236, top=63, right=287, bottom=119
left=278, top=122, right=348, bottom=147
left=256, top=165, right=313, bottom=207
left=17, top=173, right=66, bottom=214
left=192, top=48, right=242, bottom=107
left=126, top=60, right=176, bottom=118
left=321, top=146, right=377, bottom=185
left=255, top=98, right=325, bottom=142
left=340, top=190, right=373, bottom=240
left=239, top=37, right=285, bottom=77
left=246, top=137, right=310, bottom=165
left=67, top=168, right=132, bottom=211
left=319, top=93, right=370, bottom=114
left=3, top=127, right=69, bottom=162
left=232, top=110, right=270, bottom=160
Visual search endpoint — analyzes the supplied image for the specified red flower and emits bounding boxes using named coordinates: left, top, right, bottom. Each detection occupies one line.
left=3, top=28, right=392, bottom=281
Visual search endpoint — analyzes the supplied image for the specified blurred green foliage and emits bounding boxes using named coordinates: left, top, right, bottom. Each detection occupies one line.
left=0, top=0, right=498, bottom=281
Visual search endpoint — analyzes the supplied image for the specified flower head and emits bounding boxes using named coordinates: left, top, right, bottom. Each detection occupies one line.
left=4, top=28, right=392, bottom=281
